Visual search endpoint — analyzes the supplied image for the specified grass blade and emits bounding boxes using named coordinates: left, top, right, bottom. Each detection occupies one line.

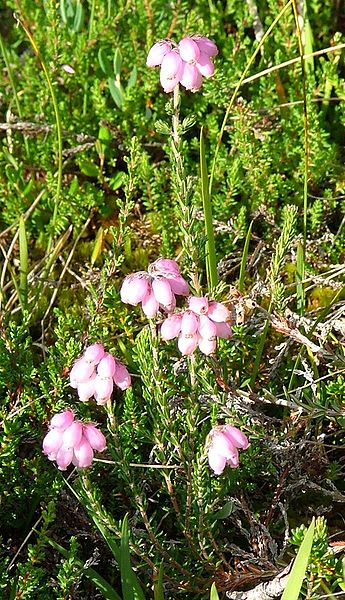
left=296, top=241, right=305, bottom=315
left=200, top=126, right=218, bottom=291
left=210, top=582, right=220, bottom=599
left=153, top=562, right=164, bottom=600
left=120, top=515, right=145, bottom=600
left=281, top=518, right=315, bottom=600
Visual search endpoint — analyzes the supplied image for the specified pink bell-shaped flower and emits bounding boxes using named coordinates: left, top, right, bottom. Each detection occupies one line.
left=77, top=373, right=97, bottom=402
left=207, top=424, right=248, bottom=475
left=198, top=336, right=216, bottom=355
left=97, top=353, right=116, bottom=378
left=146, top=40, right=172, bottom=67
left=168, top=275, right=189, bottom=295
left=56, top=445, right=74, bottom=470
left=142, top=291, right=160, bottom=318
left=178, top=333, right=198, bottom=355
left=222, top=425, right=249, bottom=449
left=120, top=274, right=151, bottom=305
left=149, top=258, right=181, bottom=276
left=196, top=52, right=215, bottom=78
left=42, top=428, right=63, bottom=457
left=94, top=375, right=114, bottom=405
left=113, top=361, right=132, bottom=390
left=198, top=314, right=217, bottom=339
left=189, top=296, right=209, bottom=315
left=73, top=437, right=94, bottom=468
left=62, top=421, right=83, bottom=448
left=180, top=62, right=202, bottom=91
left=160, top=50, right=184, bottom=79
left=207, top=301, right=231, bottom=322
left=83, top=343, right=105, bottom=364
left=69, top=358, right=95, bottom=387
left=50, top=409, right=74, bottom=431
left=152, top=277, right=174, bottom=306
left=178, top=37, right=201, bottom=63
left=193, top=36, right=218, bottom=57
left=207, top=447, right=227, bottom=475
left=215, top=321, right=232, bottom=339
left=83, top=424, right=107, bottom=452
left=161, top=314, right=182, bottom=340
left=181, top=310, right=199, bottom=335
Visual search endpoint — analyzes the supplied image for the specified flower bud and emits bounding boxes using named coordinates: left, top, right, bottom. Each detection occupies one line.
left=161, top=314, right=182, bottom=340
left=146, top=41, right=172, bottom=67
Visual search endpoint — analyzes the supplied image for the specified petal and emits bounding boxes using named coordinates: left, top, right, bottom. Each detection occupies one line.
left=77, top=373, right=97, bottom=402
left=211, top=432, right=239, bottom=463
left=193, top=36, right=218, bottom=57
left=208, top=447, right=227, bottom=475
left=160, top=50, right=184, bottom=80
left=83, top=424, right=107, bottom=452
left=159, top=73, right=180, bottom=93
left=207, top=301, right=231, bottom=322
left=167, top=275, right=189, bottom=296
left=149, top=258, right=181, bottom=276
left=94, top=376, right=114, bottom=404
left=160, top=314, right=182, bottom=340
left=113, top=361, right=132, bottom=390
left=73, top=437, right=94, bottom=468
left=146, top=41, right=172, bottom=67
left=198, top=314, right=217, bottom=338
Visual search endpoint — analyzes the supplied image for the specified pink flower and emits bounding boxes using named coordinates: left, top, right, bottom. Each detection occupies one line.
left=161, top=314, right=182, bottom=340
left=146, top=41, right=172, bottom=67
left=121, top=257, right=189, bottom=317
left=84, top=343, right=105, bottom=364
left=69, top=358, right=95, bottom=388
left=207, top=425, right=249, bottom=475
left=113, top=361, right=132, bottom=390
left=146, top=35, right=217, bottom=93
left=42, top=412, right=107, bottom=470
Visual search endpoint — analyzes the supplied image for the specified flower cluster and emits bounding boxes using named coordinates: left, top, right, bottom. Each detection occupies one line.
left=69, top=343, right=131, bottom=405
left=146, top=36, right=218, bottom=93
left=160, top=296, right=232, bottom=355
left=42, top=410, right=106, bottom=470
left=120, top=258, right=189, bottom=318
left=207, top=425, right=249, bottom=475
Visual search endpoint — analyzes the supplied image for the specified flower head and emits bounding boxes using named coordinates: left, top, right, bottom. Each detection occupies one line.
left=160, top=295, right=232, bottom=355
left=120, top=258, right=189, bottom=318
left=42, top=410, right=106, bottom=470
left=207, top=425, right=249, bottom=475
left=147, top=35, right=218, bottom=93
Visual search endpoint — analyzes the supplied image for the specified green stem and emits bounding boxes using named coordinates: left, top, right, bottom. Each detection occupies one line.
left=200, top=127, right=218, bottom=291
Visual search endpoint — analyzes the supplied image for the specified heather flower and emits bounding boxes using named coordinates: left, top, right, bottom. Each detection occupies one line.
left=69, top=343, right=131, bottom=403
left=207, top=425, right=249, bottom=475
left=160, top=295, right=232, bottom=355
left=42, top=410, right=106, bottom=470
left=146, top=35, right=218, bottom=93
left=120, top=257, right=189, bottom=317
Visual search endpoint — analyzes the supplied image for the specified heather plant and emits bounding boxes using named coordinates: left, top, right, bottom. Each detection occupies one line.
left=0, top=0, right=345, bottom=599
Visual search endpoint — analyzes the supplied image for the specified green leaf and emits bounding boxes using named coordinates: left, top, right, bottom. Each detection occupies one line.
left=154, top=120, right=170, bottom=135
left=98, top=48, right=114, bottom=77
left=113, top=48, right=123, bottom=76
left=127, top=65, right=137, bottom=89
left=91, top=226, right=105, bottom=265
left=281, top=518, right=315, bottom=600
left=120, top=515, right=146, bottom=600
left=79, top=160, right=99, bottom=178
left=18, top=216, right=28, bottom=310
left=212, top=501, right=235, bottom=520
left=200, top=126, right=218, bottom=291
left=72, top=0, right=84, bottom=32
left=210, top=582, right=220, bottom=600
left=108, top=77, right=124, bottom=108
left=239, top=220, right=253, bottom=294
left=153, top=562, right=164, bottom=600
